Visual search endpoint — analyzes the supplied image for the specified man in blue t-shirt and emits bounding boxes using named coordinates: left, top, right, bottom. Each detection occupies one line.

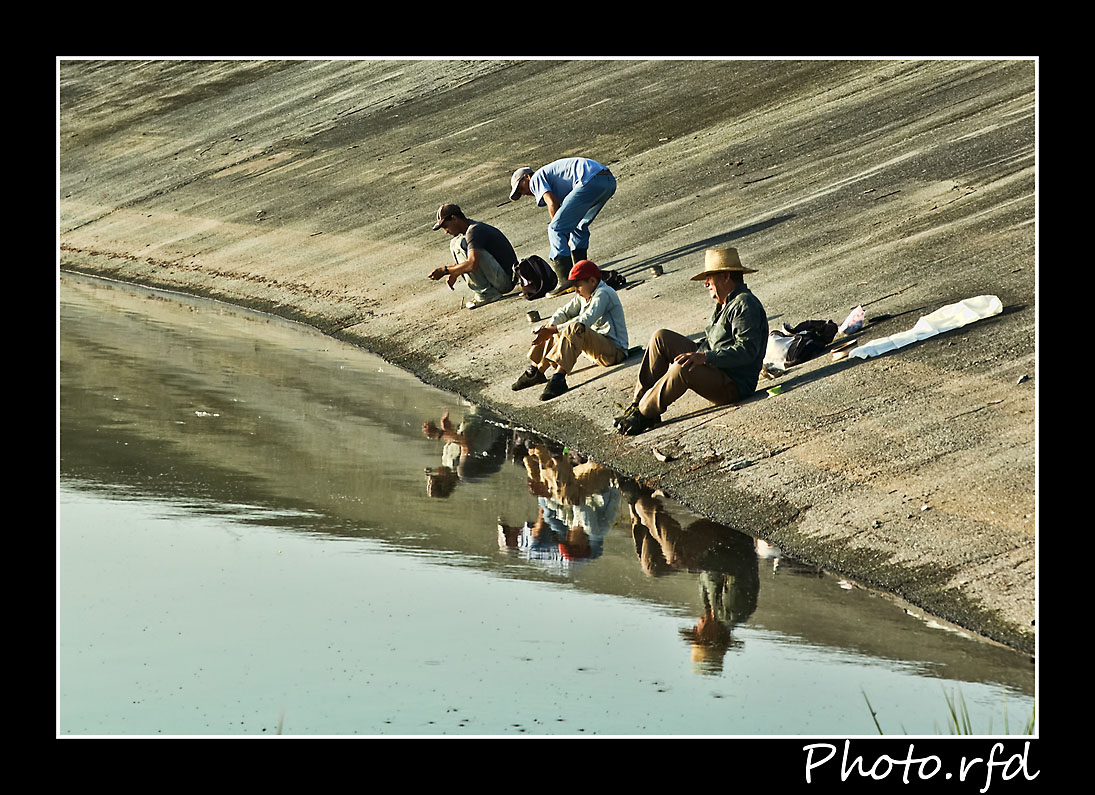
left=509, top=157, right=617, bottom=297
left=428, top=203, right=518, bottom=309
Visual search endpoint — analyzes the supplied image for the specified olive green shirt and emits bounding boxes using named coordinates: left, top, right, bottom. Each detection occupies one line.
left=698, top=284, right=768, bottom=397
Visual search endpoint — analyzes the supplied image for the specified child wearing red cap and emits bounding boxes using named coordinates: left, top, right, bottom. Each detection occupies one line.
left=511, top=260, right=630, bottom=401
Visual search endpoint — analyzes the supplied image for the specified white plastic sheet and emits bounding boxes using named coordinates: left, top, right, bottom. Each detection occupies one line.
left=850, top=295, right=1003, bottom=360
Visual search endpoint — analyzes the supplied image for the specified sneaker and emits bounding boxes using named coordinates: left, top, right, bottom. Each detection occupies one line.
left=511, top=366, right=547, bottom=391
left=465, top=293, right=503, bottom=310
left=539, top=373, right=569, bottom=401
left=617, top=410, right=659, bottom=436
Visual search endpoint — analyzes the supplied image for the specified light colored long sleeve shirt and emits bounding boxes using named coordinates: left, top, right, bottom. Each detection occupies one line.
left=529, top=157, right=609, bottom=207
left=550, top=280, right=628, bottom=352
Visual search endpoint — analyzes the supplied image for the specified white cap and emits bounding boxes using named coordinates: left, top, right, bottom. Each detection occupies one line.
left=509, top=167, right=533, bottom=201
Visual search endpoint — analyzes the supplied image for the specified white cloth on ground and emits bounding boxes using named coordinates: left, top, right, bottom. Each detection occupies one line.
left=850, top=295, right=1003, bottom=359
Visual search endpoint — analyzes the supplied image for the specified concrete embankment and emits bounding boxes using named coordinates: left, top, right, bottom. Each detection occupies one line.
left=58, top=58, right=1037, bottom=654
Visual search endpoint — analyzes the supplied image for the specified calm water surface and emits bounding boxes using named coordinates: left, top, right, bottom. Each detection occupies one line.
left=57, top=274, right=1035, bottom=736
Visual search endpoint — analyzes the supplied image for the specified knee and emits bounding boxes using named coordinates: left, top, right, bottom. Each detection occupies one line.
left=561, top=322, right=586, bottom=341
left=649, top=328, right=676, bottom=353
left=548, top=215, right=574, bottom=236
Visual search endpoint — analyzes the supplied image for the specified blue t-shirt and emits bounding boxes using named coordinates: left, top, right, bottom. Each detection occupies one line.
left=529, top=157, right=608, bottom=207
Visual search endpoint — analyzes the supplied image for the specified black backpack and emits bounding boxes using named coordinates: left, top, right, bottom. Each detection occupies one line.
left=601, top=269, right=627, bottom=290
left=765, top=320, right=839, bottom=369
left=514, top=255, right=558, bottom=300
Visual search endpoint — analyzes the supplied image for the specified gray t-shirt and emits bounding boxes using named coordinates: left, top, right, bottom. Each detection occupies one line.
left=462, top=219, right=518, bottom=270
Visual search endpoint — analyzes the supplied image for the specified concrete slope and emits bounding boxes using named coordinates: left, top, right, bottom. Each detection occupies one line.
left=58, top=58, right=1037, bottom=654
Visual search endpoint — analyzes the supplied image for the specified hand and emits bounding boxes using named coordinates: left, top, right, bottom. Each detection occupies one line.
left=446, top=273, right=459, bottom=290
left=428, top=267, right=445, bottom=281
left=533, top=325, right=558, bottom=345
left=674, top=351, right=707, bottom=371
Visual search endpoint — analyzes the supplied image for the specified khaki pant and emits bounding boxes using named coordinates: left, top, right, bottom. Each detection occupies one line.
left=633, top=329, right=741, bottom=418
left=529, top=322, right=626, bottom=374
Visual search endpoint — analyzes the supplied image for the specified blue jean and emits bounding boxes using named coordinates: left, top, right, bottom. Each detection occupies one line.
left=547, top=170, right=617, bottom=260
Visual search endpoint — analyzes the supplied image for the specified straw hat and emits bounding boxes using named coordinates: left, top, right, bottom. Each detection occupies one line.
left=690, top=247, right=757, bottom=280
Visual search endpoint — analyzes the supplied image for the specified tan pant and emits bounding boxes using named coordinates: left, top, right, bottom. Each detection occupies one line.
left=633, top=329, right=741, bottom=418
left=529, top=322, right=627, bottom=374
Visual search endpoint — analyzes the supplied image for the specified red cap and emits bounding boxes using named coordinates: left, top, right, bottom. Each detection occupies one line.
left=568, top=259, right=602, bottom=282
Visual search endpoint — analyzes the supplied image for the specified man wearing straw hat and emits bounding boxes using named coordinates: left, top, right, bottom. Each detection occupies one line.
left=615, top=247, right=767, bottom=436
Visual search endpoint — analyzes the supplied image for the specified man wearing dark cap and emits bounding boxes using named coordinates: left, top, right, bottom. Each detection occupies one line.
left=428, top=203, right=518, bottom=309
left=615, top=247, right=768, bottom=435
left=509, top=157, right=617, bottom=297
left=511, top=259, right=629, bottom=402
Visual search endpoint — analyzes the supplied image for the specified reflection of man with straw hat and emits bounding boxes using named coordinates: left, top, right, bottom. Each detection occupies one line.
left=616, top=247, right=768, bottom=435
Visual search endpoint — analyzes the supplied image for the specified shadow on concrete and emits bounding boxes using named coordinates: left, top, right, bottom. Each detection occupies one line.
left=609, top=215, right=796, bottom=280
left=654, top=402, right=732, bottom=432
left=569, top=347, right=645, bottom=390
left=762, top=357, right=862, bottom=394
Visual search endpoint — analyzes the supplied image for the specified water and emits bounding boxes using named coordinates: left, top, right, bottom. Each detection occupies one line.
left=57, top=273, right=1035, bottom=736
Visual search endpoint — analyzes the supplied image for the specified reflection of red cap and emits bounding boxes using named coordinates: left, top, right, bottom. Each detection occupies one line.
left=568, top=259, right=601, bottom=282
left=558, top=542, right=592, bottom=561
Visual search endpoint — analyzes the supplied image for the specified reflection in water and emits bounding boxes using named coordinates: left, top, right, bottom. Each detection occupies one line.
left=498, top=439, right=621, bottom=571
left=628, top=488, right=759, bottom=673
left=421, top=407, right=509, bottom=498
left=58, top=274, right=1035, bottom=736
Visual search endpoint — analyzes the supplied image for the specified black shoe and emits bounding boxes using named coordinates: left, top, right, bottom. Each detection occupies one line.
left=617, top=410, right=659, bottom=436
left=613, top=402, right=640, bottom=429
left=539, top=374, right=569, bottom=401
left=512, top=367, right=547, bottom=391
